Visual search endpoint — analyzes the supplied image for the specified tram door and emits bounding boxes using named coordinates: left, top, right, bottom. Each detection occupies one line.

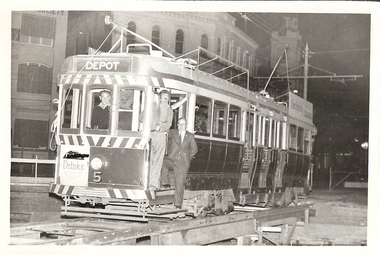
left=256, top=114, right=271, bottom=188
left=244, top=111, right=259, bottom=192
left=170, top=92, right=188, bottom=128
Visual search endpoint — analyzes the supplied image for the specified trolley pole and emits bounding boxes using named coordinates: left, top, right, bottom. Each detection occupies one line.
left=303, top=43, right=309, bottom=100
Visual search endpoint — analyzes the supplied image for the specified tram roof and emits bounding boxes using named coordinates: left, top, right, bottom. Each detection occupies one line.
left=59, top=46, right=315, bottom=127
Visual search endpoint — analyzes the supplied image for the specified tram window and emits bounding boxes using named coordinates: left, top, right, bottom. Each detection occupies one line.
left=61, top=88, right=81, bottom=130
left=118, top=89, right=145, bottom=131
left=263, top=117, right=269, bottom=147
left=85, top=89, right=112, bottom=130
left=194, top=96, right=211, bottom=135
left=247, top=113, right=254, bottom=148
left=213, top=101, right=227, bottom=138
left=276, top=121, right=281, bottom=148
left=228, top=105, right=241, bottom=140
left=170, top=93, right=188, bottom=127
left=269, top=118, right=276, bottom=148
left=281, top=122, right=287, bottom=150
left=289, top=124, right=297, bottom=150
left=304, top=130, right=311, bottom=154
left=297, top=127, right=304, bottom=152
left=256, top=115, right=262, bottom=146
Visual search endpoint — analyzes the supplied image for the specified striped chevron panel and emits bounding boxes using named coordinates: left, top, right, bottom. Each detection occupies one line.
left=57, top=134, right=148, bottom=149
left=49, top=183, right=156, bottom=200
left=59, top=74, right=165, bottom=87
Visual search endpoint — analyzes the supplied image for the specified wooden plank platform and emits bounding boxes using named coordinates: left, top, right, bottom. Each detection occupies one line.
left=10, top=203, right=313, bottom=245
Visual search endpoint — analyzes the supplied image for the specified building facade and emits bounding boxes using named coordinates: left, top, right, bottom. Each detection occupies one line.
left=111, top=12, right=260, bottom=75
left=11, top=11, right=68, bottom=161
left=65, top=11, right=112, bottom=57
left=269, top=16, right=304, bottom=97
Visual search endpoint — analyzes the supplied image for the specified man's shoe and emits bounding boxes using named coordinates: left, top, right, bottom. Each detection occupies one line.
left=161, top=184, right=171, bottom=189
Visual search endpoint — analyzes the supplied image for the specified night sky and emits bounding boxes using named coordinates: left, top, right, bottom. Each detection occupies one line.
left=233, top=12, right=370, bottom=156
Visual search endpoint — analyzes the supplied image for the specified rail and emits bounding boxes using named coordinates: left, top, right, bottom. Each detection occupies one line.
left=11, top=157, right=56, bottom=184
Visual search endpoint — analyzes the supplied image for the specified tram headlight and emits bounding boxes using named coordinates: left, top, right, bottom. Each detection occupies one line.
left=90, top=157, right=104, bottom=170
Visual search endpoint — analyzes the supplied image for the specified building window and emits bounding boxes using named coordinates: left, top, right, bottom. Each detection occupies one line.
left=151, top=25, right=160, bottom=50
left=13, top=119, right=48, bottom=149
left=175, top=29, right=184, bottom=54
left=201, top=34, right=208, bottom=50
left=20, top=14, right=55, bottom=46
left=243, top=51, right=249, bottom=69
left=217, top=38, right=221, bottom=55
left=230, top=41, right=236, bottom=62
left=17, top=63, right=52, bottom=94
left=236, top=46, right=241, bottom=65
left=249, top=57, right=254, bottom=74
left=12, top=28, right=20, bottom=41
left=127, top=22, right=136, bottom=45
left=225, top=42, right=229, bottom=59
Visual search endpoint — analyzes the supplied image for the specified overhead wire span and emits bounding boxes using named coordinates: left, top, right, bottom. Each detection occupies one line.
left=238, top=13, right=300, bottom=65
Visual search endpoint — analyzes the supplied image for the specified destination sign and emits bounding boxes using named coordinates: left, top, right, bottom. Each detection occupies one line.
left=75, top=58, right=131, bottom=72
left=289, top=93, right=313, bottom=123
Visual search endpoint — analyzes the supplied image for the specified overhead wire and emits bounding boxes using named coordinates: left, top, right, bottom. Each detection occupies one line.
left=241, top=13, right=301, bottom=66
left=239, top=13, right=274, bottom=39
left=244, top=13, right=365, bottom=77
left=250, top=13, right=279, bottom=32
left=245, top=13, right=365, bottom=77
left=313, top=48, right=370, bottom=54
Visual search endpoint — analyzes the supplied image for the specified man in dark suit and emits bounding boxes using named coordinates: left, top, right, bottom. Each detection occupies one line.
left=161, top=118, right=198, bottom=208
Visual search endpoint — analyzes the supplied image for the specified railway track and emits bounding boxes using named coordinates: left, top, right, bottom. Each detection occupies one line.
left=10, top=203, right=312, bottom=245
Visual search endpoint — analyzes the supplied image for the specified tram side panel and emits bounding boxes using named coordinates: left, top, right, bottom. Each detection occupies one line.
left=250, top=146, right=264, bottom=189
left=87, top=147, right=146, bottom=189
left=283, top=152, right=311, bottom=195
left=186, top=139, right=242, bottom=193
left=266, top=149, right=279, bottom=189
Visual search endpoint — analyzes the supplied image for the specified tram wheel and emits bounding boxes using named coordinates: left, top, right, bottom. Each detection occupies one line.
left=213, top=209, right=226, bottom=216
left=196, top=208, right=208, bottom=218
left=282, top=187, right=297, bottom=206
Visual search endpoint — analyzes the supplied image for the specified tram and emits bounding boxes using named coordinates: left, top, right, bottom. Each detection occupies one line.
left=49, top=16, right=317, bottom=219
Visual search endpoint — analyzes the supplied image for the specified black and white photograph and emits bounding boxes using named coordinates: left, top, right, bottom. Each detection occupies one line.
left=2, top=1, right=380, bottom=254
